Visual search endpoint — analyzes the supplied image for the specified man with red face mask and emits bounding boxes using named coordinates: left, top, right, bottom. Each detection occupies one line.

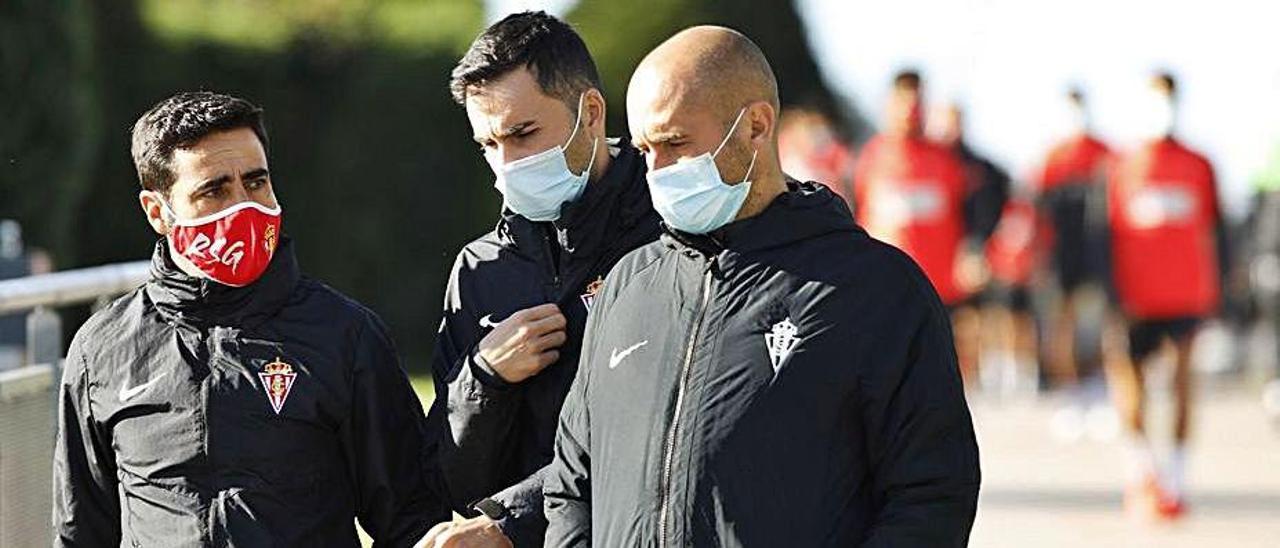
left=53, top=91, right=448, bottom=546
left=1103, top=73, right=1226, bottom=521
left=854, top=70, right=975, bottom=375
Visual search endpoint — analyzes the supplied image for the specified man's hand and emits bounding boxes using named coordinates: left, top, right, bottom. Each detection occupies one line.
left=477, top=303, right=567, bottom=383
left=955, top=248, right=990, bottom=294
left=416, top=516, right=513, bottom=548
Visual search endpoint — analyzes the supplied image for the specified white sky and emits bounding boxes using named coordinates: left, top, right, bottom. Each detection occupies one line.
left=794, top=0, right=1280, bottom=219
left=487, top=0, right=1280, bottom=219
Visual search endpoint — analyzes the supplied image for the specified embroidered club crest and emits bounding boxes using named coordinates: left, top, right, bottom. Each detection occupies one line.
left=258, top=357, right=297, bottom=414
left=580, top=276, right=604, bottom=311
left=765, top=317, right=799, bottom=372
left=263, top=223, right=278, bottom=253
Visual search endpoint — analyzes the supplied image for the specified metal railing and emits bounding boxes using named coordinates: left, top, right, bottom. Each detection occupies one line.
left=0, top=260, right=149, bottom=546
left=0, top=261, right=149, bottom=367
left=0, top=261, right=150, bottom=314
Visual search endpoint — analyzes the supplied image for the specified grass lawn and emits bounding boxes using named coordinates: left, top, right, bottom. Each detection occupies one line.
left=409, top=373, right=436, bottom=408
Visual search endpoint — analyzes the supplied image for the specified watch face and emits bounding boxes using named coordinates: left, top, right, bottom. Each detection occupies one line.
left=473, top=498, right=508, bottom=520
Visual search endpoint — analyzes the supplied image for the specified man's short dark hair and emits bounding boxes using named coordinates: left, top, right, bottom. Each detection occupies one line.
left=131, top=91, right=268, bottom=195
left=892, top=69, right=922, bottom=92
left=449, top=11, right=603, bottom=108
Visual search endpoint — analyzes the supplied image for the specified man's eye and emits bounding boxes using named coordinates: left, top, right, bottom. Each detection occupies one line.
left=246, top=178, right=267, bottom=190
left=203, top=186, right=226, bottom=199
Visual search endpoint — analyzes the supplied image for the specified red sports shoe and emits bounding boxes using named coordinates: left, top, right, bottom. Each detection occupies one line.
left=1154, top=486, right=1187, bottom=521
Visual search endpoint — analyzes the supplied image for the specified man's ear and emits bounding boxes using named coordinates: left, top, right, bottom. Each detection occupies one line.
left=748, top=101, right=777, bottom=146
left=139, top=190, right=169, bottom=236
left=585, top=88, right=607, bottom=133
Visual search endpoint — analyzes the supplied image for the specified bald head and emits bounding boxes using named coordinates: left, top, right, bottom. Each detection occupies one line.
left=628, top=25, right=788, bottom=226
left=630, top=26, right=778, bottom=122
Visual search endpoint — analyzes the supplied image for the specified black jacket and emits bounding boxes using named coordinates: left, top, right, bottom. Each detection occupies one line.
left=955, top=141, right=1011, bottom=245
left=53, top=238, right=447, bottom=547
left=544, top=181, right=981, bottom=547
left=428, top=141, right=660, bottom=544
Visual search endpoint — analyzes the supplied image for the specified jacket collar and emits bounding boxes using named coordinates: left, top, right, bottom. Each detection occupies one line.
left=145, top=236, right=300, bottom=328
left=662, top=179, right=860, bottom=257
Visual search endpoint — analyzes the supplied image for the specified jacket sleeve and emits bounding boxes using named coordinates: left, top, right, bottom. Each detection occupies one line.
left=859, top=271, right=981, bottom=547
left=487, top=465, right=550, bottom=546
left=963, top=159, right=1011, bottom=244
left=345, top=313, right=450, bottom=546
left=542, top=297, right=599, bottom=547
left=425, top=254, right=523, bottom=512
left=53, top=336, right=121, bottom=547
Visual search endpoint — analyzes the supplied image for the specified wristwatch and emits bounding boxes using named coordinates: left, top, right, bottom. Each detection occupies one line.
left=471, top=498, right=508, bottom=521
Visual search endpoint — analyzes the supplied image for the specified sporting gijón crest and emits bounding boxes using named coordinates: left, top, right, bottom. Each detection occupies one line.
left=765, top=317, right=799, bottom=373
left=259, top=357, right=297, bottom=414
left=580, top=276, right=604, bottom=311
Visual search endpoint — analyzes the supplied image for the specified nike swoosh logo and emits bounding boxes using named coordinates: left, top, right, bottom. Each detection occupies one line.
left=118, top=372, right=167, bottom=402
left=609, top=340, right=648, bottom=369
left=479, top=314, right=504, bottom=329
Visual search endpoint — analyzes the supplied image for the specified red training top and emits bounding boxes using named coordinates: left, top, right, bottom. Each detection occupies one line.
left=1039, top=133, right=1111, bottom=192
left=1107, top=137, right=1221, bottom=319
left=855, top=135, right=969, bottom=305
left=986, top=198, right=1047, bottom=287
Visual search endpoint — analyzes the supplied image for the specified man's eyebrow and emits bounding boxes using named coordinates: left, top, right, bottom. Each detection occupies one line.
left=193, top=175, right=233, bottom=195
left=242, top=168, right=269, bottom=181
left=644, top=129, right=683, bottom=144
left=474, top=120, right=537, bottom=144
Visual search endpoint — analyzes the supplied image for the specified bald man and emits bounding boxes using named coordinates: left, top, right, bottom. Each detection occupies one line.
left=543, top=27, right=980, bottom=547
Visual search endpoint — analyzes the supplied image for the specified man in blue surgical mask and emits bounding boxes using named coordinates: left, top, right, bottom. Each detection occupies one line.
left=544, top=26, right=980, bottom=546
left=420, top=11, right=660, bottom=547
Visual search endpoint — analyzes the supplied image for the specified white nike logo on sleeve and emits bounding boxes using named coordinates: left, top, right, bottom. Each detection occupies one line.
left=479, top=314, right=503, bottom=329
left=609, top=340, right=649, bottom=369
left=118, top=372, right=167, bottom=402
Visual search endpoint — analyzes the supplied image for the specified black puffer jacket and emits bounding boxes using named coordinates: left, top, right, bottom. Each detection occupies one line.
left=54, top=238, right=447, bottom=547
left=544, top=181, right=981, bottom=547
left=427, top=140, right=660, bottom=545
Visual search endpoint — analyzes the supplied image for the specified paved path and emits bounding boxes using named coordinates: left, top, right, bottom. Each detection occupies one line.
left=969, top=388, right=1280, bottom=547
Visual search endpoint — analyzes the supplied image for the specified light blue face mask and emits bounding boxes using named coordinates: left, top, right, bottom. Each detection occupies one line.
left=492, top=94, right=599, bottom=222
left=647, top=107, right=757, bottom=234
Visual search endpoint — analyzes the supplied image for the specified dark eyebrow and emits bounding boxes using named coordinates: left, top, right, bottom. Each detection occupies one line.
left=474, top=120, right=537, bottom=145
left=242, top=168, right=269, bottom=181
left=193, top=175, right=233, bottom=196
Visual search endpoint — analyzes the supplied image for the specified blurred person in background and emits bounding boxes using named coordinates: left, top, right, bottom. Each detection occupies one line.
left=1035, top=88, right=1115, bottom=441
left=930, top=101, right=1013, bottom=388
left=853, top=70, right=981, bottom=380
left=420, top=11, right=661, bottom=547
left=855, top=70, right=983, bottom=378
left=1035, top=88, right=1112, bottom=393
left=53, top=91, right=447, bottom=546
left=0, top=220, right=31, bottom=370
left=1102, top=72, right=1227, bottom=520
left=1248, top=139, right=1280, bottom=427
left=980, top=189, right=1047, bottom=398
left=778, top=105, right=857, bottom=206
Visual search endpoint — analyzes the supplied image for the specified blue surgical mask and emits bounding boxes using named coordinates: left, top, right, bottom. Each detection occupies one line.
left=493, top=94, right=599, bottom=221
left=647, top=107, right=758, bottom=234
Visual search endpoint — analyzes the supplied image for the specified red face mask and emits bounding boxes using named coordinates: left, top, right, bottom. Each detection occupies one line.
left=164, top=200, right=282, bottom=287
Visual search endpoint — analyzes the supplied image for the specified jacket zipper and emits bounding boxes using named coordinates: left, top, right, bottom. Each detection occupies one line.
left=657, top=258, right=715, bottom=546
left=542, top=226, right=562, bottom=289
